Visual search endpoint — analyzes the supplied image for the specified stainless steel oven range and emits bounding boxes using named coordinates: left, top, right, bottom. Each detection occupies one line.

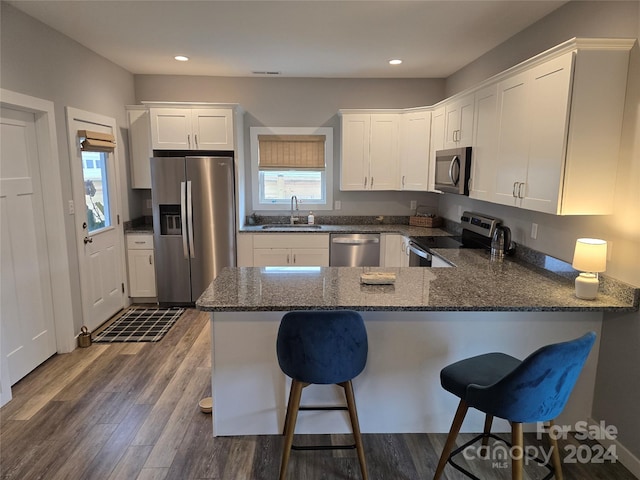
left=408, top=211, right=504, bottom=266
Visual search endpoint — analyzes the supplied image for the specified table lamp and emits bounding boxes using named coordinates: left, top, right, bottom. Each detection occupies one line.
left=572, top=238, right=607, bottom=300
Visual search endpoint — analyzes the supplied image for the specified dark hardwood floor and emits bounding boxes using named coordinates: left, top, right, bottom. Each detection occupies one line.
left=1, top=309, right=636, bottom=479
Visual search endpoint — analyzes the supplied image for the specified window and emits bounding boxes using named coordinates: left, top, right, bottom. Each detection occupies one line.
left=81, top=151, right=111, bottom=232
left=77, top=130, right=116, bottom=232
left=250, top=127, right=333, bottom=211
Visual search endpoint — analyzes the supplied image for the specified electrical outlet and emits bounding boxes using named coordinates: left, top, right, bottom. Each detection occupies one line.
left=334, top=200, right=341, bottom=210
left=410, top=200, right=417, bottom=210
left=68, top=200, right=75, bottom=215
left=531, top=223, right=538, bottom=239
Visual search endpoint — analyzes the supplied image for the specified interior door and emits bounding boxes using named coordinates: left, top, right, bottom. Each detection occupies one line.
left=67, top=108, right=124, bottom=332
left=0, top=107, right=57, bottom=385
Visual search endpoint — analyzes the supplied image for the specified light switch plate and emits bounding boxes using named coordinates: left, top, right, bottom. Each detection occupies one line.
left=410, top=200, right=417, bottom=210
left=334, top=200, right=341, bottom=210
left=531, top=223, right=538, bottom=239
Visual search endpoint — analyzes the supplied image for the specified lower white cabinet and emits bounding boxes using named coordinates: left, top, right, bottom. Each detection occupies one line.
left=381, top=234, right=410, bottom=267
left=252, top=234, right=329, bottom=267
left=253, top=248, right=329, bottom=267
left=126, top=233, right=156, bottom=298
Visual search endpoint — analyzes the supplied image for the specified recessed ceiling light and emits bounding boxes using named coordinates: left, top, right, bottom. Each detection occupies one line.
left=389, top=59, right=403, bottom=65
left=174, top=55, right=189, bottom=62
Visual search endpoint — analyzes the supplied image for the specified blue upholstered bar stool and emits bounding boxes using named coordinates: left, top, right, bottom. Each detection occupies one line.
left=276, top=310, right=369, bottom=480
left=433, top=332, right=596, bottom=480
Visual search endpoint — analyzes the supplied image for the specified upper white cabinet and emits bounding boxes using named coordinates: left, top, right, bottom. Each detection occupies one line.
left=400, top=110, right=431, bottom=191
left=491, top=40, right=632, bottom=215
left=126, top=106, right=153, bottom=189
left=149, top=107, right=234, bottom=151
left=469, top=85, right=498, bottom=201
left=443, top=94, right=474, bottom=149
left=428, top=106, right=446, bottom=192
left=340, top=112, right=400, bottom=190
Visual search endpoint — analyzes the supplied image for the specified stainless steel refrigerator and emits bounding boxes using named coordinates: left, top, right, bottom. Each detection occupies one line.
left=151, top=156, right=236, bottom=305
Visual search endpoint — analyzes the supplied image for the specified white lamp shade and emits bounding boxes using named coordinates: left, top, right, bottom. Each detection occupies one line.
left=572, top=238, right=607, bottom=273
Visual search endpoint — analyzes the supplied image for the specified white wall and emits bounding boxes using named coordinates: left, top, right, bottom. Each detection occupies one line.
left=0, top=2, right=137, bottom=334
left=442, top=0, right=640, bottom=463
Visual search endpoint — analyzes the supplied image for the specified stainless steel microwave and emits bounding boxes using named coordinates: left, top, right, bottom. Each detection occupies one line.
left=434, top=147, right=472, bottom=195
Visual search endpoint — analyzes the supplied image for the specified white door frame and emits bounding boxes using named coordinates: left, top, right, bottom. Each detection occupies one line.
left=65, top=107, right=126, bottom=331
left=0, top=91, right=75, bottom=351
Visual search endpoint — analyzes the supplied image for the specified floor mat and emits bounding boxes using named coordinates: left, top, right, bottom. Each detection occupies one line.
left=93, top=307, right=185, bottom=343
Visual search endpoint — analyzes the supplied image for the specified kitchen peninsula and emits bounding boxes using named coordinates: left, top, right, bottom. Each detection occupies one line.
left=196, top=251, right=638, bottom=437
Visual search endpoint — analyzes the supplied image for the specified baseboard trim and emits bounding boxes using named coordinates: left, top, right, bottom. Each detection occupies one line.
left=589, top=417, right=640, bottom=479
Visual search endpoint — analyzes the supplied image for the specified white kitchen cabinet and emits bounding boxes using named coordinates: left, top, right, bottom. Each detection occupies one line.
left=400, top=110, right=431, bottom=191
left=428, top=106, right=446, bottom=192
left=252, top=234, right=329, bottom=267
left=381, top=234, right=410, bottom=267
left=491, top=43, right=631, bottom=215
left=253, top=248, right=329, bottom=267
left=340, top=112, right=400, bottom=191
left=126, top=106, right=153, bottom=189
left=469, top=85, right=498, bottom=201
left=443, top=93, right=474, bottom=149
left=126, top=233, right=156, bottom=298
left=150, top=107, right=234, bottom=151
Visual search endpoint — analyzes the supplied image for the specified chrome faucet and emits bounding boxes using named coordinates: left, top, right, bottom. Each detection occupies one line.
left=290, top=195, right=299, bottom=224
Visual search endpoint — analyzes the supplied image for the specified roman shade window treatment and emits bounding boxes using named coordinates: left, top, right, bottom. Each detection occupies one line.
left=257, top=134, right=325, bottom=170
left=78, top=130, right=116, bottom=152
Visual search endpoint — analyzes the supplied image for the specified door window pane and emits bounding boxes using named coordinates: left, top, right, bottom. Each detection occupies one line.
left=82, top=151, right=111, bottom=232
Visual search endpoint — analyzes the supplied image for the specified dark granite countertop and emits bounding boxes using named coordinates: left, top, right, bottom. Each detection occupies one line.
left=196, top=248, right=639, bottom=313
left=124, top=216, right=153, bottom=233
left=125, top=225, right=154, bottom=234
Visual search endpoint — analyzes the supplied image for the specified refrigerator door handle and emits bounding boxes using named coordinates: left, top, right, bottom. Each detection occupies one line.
left=181, top=181, right=189, bottom=259
left=187, top=180, right=196, bottom=258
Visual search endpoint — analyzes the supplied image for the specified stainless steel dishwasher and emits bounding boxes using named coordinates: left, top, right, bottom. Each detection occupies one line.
left=329, top=233, right=380, bottom=266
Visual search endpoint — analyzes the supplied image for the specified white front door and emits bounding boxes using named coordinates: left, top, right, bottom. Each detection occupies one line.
left=67, top=108, right=124, bottom=331
left=0, top=107, right=57, bottom=386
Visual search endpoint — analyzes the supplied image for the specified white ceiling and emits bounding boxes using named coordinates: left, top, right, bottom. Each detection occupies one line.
left=9, top=0, right=567, bottom=78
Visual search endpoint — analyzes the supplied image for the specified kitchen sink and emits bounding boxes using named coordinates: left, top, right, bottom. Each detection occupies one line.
left=261, top=224, right=323, bottom=230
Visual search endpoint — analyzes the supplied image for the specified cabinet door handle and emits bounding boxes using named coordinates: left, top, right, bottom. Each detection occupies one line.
left=518, top=182, right=525, bottom=199
left=293, top=254, right=296, bottom=264
left=402, top=175, right=405, bottom=187
left=195, top=134, right=199, bottom=149
left=512, top=181, right=518, bottom=198
left=364, top=177, right=367, bottom=188
left=287, top=254, right=290, bottom=264
left=371, top=177, right=374, bottom=188
left=187, top=134, right=191, bottom=149
left=149, top=255, right=153, bottom=265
